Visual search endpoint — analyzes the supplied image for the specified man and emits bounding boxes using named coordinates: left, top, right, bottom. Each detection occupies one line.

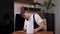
left=20, top=10, right=44, bottom=32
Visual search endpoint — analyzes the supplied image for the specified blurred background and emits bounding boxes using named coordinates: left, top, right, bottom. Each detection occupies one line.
left=0, top=0, right=60, bottom=34
left=14, top=0, right=55, bottom=32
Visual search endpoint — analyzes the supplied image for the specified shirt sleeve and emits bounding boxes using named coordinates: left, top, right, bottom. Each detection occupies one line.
left=35, top=14, right=43, bottom=25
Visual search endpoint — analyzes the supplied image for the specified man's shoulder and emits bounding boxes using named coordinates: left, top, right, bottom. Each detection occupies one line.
left=34, top=13, right=39, bottom=16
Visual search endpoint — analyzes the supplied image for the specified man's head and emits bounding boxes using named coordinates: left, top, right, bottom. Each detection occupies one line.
left=20, top=10, right=31, bottom=19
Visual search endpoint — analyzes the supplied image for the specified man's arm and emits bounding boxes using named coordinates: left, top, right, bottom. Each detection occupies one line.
left=34, top=22, right=45, bottom=32
left=34, top=14, right=45, bottom=32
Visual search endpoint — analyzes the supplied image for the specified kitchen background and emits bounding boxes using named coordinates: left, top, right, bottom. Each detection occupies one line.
left=0, top=0, right=56, bottom=34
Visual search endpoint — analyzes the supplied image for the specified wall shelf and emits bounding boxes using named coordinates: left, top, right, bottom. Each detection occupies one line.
left=14, top=0, right=41, bottom=5
left=21, top=7, right=41, bottom=11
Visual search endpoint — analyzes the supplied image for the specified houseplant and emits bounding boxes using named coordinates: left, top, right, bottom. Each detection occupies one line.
left=41, top=0, right=56, bottom=13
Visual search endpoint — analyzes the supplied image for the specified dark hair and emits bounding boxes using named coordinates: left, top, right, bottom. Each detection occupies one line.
left=25, top=10, right=32, bottom=13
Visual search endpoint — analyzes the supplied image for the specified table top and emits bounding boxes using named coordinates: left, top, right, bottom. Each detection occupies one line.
left=12, top=31, right=53, bottom=34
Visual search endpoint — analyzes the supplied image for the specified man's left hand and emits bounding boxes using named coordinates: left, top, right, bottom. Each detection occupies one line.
left=34, top=29, right=38, bottom=32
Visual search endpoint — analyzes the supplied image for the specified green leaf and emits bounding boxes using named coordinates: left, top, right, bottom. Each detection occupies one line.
left=42, top=0, right=56, bottom=9
left=47, top=0, right=51, bottom=9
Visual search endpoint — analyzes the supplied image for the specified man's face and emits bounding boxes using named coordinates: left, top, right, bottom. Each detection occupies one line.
left=22, top=12, right=29, bottom=19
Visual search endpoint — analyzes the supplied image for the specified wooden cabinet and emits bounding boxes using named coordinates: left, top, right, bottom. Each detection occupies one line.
left=44, top=13, right=54, bottom=31
left=15, top=14, right=25, bottom=31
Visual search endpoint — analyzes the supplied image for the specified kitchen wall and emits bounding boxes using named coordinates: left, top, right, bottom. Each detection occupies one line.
left=14, top=3, right=32, bottom=15
left=14, top=3, right=22, bottom=15
left=55, top=0, right=60, bottom=34
left=34, top=0, right=55, bottom=13
left=14, top=0, right=60, bottom=34
left=14, top=0, right=56, bottom=15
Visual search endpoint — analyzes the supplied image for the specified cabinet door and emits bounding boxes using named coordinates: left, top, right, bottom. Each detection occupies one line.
left=45, top=13, right=54, bottom=31
left=15, top=14, right=25, bottom=31
left=0, top=11, right=14, bottom=34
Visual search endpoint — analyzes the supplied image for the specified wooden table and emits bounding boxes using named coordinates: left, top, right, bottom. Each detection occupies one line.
left=12, top=31, right=53, bottom=34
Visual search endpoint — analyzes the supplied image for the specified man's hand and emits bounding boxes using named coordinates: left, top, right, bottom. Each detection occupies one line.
left=34, top=29, right=38, bottom=32
left=34, top=22, right=45, bottom=32
left=23, top=27, right=26, bottom=31
left=23, top=26, right=27, bottom=32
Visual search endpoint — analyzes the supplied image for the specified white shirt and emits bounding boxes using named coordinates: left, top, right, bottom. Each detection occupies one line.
left=24, top=13, right=43, bottom=29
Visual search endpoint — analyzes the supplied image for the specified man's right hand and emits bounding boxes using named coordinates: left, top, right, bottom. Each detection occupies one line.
left=23, top=26, right=27, bottom=32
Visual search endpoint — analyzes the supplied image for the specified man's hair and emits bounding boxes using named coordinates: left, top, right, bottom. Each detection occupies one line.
left=25, top=10, right=32, bottom=13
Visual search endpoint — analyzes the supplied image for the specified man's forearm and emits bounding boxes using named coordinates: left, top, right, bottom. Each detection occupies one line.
left=35, top=22, right=44, bottom=31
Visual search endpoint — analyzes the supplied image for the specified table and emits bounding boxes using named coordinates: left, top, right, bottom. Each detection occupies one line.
left=12, top=31, right=53, bottom=34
